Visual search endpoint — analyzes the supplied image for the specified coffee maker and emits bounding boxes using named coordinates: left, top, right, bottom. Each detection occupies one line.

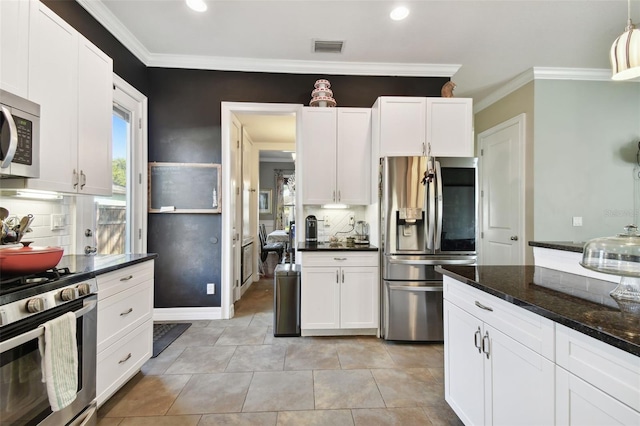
left=305, top=215, right=318, bottom=245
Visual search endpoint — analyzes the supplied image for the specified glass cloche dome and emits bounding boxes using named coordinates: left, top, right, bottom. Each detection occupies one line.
left=581, top=225, right=640, bottom=313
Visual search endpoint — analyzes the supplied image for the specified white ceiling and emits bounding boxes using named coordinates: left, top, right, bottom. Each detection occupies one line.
left=77, top=0, right=639, bottom=152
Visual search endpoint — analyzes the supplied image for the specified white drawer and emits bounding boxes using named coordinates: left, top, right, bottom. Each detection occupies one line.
left=556, top=324, right=640, bottom=412
left=300, top=251, right=378, bottom=267
left=444, top=276, right=555, bottom=360
left=97, top=260, right=154, bottom=300
left=97, top=278, right=153, bottom=353
left=97, top=319, right=152, bottom=407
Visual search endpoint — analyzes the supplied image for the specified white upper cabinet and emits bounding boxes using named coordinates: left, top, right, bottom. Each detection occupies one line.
left=426, top=98, right=474, bottom=157
left=374, top=96, right=474, bottom=158
left=301, top=107, right=371, bottom=205
left=0, top=0, right=31, bottom=98
left=19, top=1, right=113, bottom=195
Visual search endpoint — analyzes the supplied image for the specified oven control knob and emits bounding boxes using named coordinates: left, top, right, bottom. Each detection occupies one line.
left=26, top=298, right=46, bottom=313
left=60, top=288, right=78, bottom=301
left=76, top=283, right=92, bottom=296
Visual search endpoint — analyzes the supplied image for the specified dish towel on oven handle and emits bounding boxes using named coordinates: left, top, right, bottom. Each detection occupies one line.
left=38, top=311, right=78, bottom=411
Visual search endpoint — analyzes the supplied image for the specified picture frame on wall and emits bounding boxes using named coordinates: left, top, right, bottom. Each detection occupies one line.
left=259, top=190, right=272, bottom=214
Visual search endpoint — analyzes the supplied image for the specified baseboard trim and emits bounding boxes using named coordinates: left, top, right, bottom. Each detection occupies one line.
left=153, top=307, right=222, bottom=321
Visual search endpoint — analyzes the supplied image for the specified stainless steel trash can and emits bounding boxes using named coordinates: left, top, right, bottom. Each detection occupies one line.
left=273, top=263, right=301, bottom=337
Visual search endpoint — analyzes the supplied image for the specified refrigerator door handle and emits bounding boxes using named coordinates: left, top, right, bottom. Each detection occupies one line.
left=435, top=160, right=443, bottom=250
left=426, top=158, right=435, bottom=250
left=386, top=257, right=476, bottom=266
left=388, top=285, right=443, bottom=292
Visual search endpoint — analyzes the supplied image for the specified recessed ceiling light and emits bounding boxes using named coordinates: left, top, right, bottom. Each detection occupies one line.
left=186, top=0, right=207, bottom=12
left=390, top=6, right=410, bottom=21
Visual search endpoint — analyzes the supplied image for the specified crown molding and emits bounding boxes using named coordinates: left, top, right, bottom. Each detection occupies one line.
left=474, top=67, right=618, bottom=113
left=76, top=0, right=151, bottom=63
left=147, top=54, right=461, bottom=77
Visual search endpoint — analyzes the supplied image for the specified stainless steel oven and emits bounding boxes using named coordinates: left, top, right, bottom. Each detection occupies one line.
left=0, top=271, right=98, bottom=426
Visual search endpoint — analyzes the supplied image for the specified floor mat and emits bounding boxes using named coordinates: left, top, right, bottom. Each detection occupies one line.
left=152, top=322, right=191, bottom=358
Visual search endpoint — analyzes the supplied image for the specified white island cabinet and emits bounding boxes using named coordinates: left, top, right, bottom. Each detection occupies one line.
left=299, top=251, right=378, bottom=334
left=96, top=260, right=155, bottom=407
left=443, top=276, right=555, bottom=426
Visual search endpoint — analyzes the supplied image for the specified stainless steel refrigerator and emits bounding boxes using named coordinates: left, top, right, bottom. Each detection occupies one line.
left=380, top=156, right=477, bottom=341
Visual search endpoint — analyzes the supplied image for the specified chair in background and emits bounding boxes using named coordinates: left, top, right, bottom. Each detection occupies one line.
left=259, top=225, right=284, bottom=274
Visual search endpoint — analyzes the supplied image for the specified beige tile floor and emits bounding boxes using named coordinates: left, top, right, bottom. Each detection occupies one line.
left=97, top=277, right=463, bottom=426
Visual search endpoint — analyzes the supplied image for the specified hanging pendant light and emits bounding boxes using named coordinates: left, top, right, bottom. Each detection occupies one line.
left=610, top=0, right=640, bottom=80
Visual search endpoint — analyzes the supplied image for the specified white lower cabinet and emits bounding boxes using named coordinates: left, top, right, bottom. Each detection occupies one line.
left=444, top=276, right=555, bottom=425
left=300, top=252, right=378, bottom=333
left=96, top=260, right=154, bottom=407
left=444, top=300, right=554, bottom=426
left=444, top=275, right=640, bottom=425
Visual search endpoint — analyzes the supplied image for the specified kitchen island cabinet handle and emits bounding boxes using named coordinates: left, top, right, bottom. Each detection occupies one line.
left=119, top=275, right=134, bottom=281
left=120, top=308, right=133, bottom=316
left=474, top=327, right=482, bottom=353
left=475, top=301, right=493, bottom=312
left=118, top=353, right=132, bottom=364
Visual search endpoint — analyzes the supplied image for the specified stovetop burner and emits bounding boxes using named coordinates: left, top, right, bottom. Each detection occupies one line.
left=0, top=267, right=74, bottom=296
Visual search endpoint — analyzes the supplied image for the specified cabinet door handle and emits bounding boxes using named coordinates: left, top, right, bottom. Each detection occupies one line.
left=336, top=270, right=339, bottom=283
left=474, top=327, right=482, bottom=353
left=120, top=308, right=133, bottom=316
left=120, top=275, right=134, bottom=281
left=482, top=331, right=490, bottom=359
left=118, top=353, right=132, bottom=364
left=475, top=301, right=493, bottom=312
left=72, top=169, right=79, bottom=188
left=338, top=190, right=341, bottom=202
left=342, top=270, right=344, bottom=283
left=333, top=190, right=336, bottom=202
left=80, top=170, right=87, bottom=189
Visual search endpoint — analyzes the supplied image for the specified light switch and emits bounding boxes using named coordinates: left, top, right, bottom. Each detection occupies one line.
left=51, top=214, right=66, bottom=230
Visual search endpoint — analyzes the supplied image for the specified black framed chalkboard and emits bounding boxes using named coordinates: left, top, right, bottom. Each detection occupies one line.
left=148, top=162, right=221, bottom=213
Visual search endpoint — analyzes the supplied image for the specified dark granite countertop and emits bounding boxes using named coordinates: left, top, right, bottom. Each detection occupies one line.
left=58, top=253, right=158, bottom=276
left=297, top=242, right=379, bottom=252
left=528, top=241, right=585, bottom=253
left=436, top=265, right=639, bottom=357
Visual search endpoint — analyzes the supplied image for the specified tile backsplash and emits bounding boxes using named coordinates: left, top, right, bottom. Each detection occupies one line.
left=302, top=206, right=367, bottom=242
left=0, top=195, right=74, bottom=252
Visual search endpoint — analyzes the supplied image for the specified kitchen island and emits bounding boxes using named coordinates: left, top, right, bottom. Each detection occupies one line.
left=436, top=264, right=639, bottom=425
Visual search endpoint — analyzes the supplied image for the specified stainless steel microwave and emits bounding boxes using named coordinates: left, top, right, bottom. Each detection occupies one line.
left=0, top=89, right=40, bottom=178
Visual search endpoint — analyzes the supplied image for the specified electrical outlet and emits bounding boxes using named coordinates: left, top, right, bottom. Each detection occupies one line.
left=323, top=215, right=330, bottom=227
left=572, top=216, right=583, bottom=227
left=349, top=216, right=355, bottom=226
left=207, top=283, right=215, bottom=294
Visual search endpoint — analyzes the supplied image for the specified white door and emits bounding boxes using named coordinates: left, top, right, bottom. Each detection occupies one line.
left=337, top=108, right=371, bottom=205
left=301, top=107, right=337, bottom=205
left=301, top=267, right=340, bottom=329
left=478, top=114, right=525, bottom=265
left=340, top=267, right=378, bottom=328
left=377, top=97, right=426, bottom=157
left=231, top=117, right=242, bottom=302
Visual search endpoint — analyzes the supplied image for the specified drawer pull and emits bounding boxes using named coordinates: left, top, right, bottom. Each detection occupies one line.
left=119, top=275, right=134, bottom=281
left=120, top=308, right=133, bottom=316
left=475, top=301, right=493, bottom=312
left=118, top=353, right=132, bottom=364
left=333, top=257, right=347, bottom=261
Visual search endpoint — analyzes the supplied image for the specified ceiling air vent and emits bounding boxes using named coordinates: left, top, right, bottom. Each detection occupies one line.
left=313, top=40, right=344, bottom=54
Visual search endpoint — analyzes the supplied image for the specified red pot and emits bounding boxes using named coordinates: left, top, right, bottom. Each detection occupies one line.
left=0, top=244, right=64, bottom=275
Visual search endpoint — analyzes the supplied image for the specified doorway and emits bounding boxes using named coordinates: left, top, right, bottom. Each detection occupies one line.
left=221, top=103, right=303, bottom=319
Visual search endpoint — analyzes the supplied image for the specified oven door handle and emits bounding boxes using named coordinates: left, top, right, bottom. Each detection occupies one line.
left=0, top=299, right=96, bottom=353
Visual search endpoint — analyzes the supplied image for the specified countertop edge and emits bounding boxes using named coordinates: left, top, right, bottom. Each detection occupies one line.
left=435, top=265, right=639, bottom=357
left=59, top=253, right=158, bottom=277
left=528, top=241, right=585, bottom=253
left=297, top=243, right=379, bottom=252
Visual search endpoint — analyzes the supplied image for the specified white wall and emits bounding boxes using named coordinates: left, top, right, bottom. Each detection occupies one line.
left=534, top=80, right=640, bottom=241
left=0, top=195, right=75, bottom=253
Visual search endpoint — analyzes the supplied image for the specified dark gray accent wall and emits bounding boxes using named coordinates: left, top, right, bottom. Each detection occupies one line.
left=147, top=68, right=448, bottom=308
